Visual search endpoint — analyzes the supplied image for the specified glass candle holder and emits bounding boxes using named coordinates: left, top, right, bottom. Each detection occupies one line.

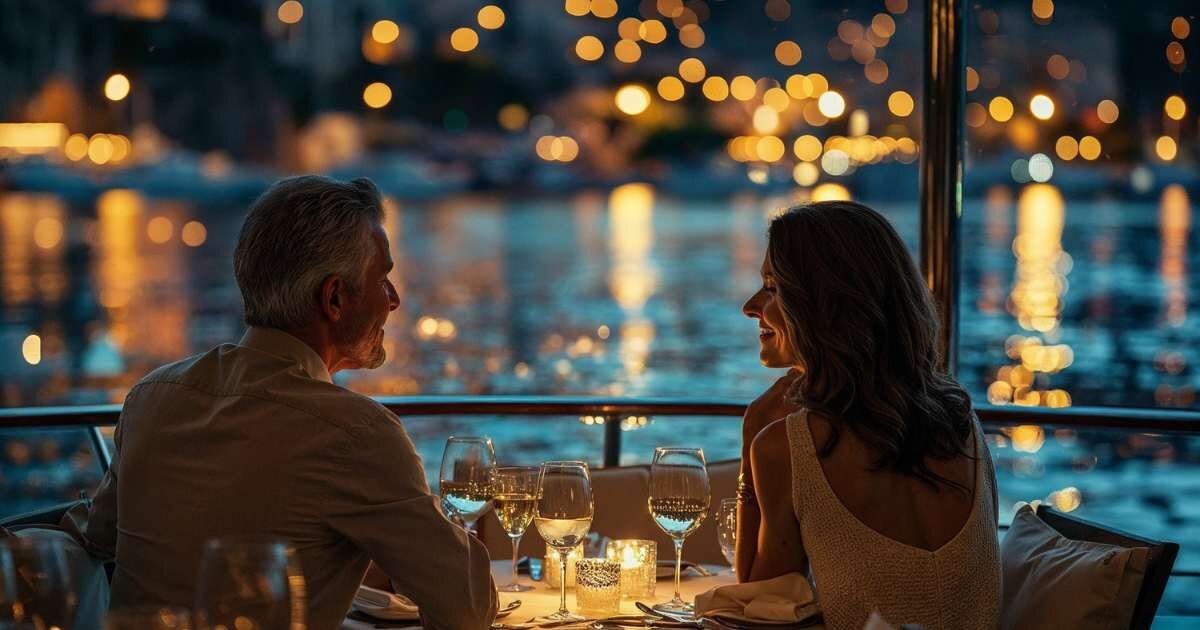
left=605, top=539, right=656, bottom=598
left=574, top=559, right=621, bottom=616
left=544, top=543, right=584, bottom=589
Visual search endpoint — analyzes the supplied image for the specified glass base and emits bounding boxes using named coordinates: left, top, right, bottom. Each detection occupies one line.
left=539, top=611, right=586, bottom=622
left=497, top=582, right=534, bottom=592
left=652, top=600, right=695, bottom=617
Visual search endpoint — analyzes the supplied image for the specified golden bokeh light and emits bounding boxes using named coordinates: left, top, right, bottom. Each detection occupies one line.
left=793, top=135, right=822, bottom=161
left=619, top=17, right=642, bottom=40
left=477, top=5, right=505, bottom=29
left=639, top=20, right=667, bottom=44
left=1156, top=136, right=1178, bottom=161
left=885, top=0, right=907, bottom=13
left=22, top=334, right=41, bottom=365
left=811, top=182, right=851, bottom=201
left=1046, top=54, right=1069, bottom=80
left=730, top=75, right=757, bottom=101
left=564, top=0, right=589, bottom=16
left=864, top=59, right=889, bottom=84
left=793, top=162, right=819, bottom=186
left=817, top=91, right=846, bottom=118
left=656, top=76, right=685, bottom=101
left=64, top=133, right=89, bottom=161
left=786, top=74, right=813, bottom=99
left=966, top=67, right=979, bottom=91
left=871, top=13, right=897, bottom=37
left=372, top=20, right=400, bottom=43
left=34, top=217, right=63, bottom=249
left=1031, top=0, right=1054, bottom=21
left=888, top=91, right=914, bottom=117
left=1172, top=16, right=1191, bottom=39
left=147, top=216, right=173, bottom=244
left=614, top=84, right=652, bottom=115
left=807, top=73, right=829, bottom=95
left=277, top=0, right=303, bottom=24
left=104, top=73, right=131, bottom=101
left=1164, top=95, right=1187, bottom=120
left=756, top=136, right=785, bottom=162
left=1096, top=99, right=1119, bottom=124
left=1166, top=41, right=1185, bottom=65
left=764, top=87, right=790, bottom=112
left=181, top=221, right=207, bottom=247
left=657, top=0, right=684, bottom=17
left=701, top=76, right=729, bottom=101
left=450, top=27, right=479, bottom=52
left=1029, top=94, right=1055, bottom=120
left=575, top=35, right=604, bottom=61
left=362, top=82, right=392, bottom=108
left=989, top=96, right=1014, bottom=122
left=614, top=39, right=642, bottom=63
left=678, top=58, right=706, bottom=83
left=590, top=0, right=618, bottom=18
left=498, top=103, right=529, bottom=131
left=679, top=24, right=705, bottom=48
left=774, top=41, right=802, bottom=66
left=753, top=106, right=780, bottom=134
left=1054, top=136, right=1078, bottom=160
left=88, top=134, right=114, bottom=165
left=1078, top=135, right=1101, bottom=160
left=965, top=102, right=987, bottom=128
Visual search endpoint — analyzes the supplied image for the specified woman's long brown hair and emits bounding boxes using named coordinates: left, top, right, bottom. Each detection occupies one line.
left=767, top=200, right=974, bottom=491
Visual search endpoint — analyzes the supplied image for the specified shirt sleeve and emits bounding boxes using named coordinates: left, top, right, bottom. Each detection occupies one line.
left=323, top=410, right=498, bottom=630
left=60, top=392, right=134, bottom=560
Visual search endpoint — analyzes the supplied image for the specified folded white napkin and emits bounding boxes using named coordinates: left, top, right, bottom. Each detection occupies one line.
left=694, top=572, right=821, bottom=623
left=353, top=585, right=419, bottom=620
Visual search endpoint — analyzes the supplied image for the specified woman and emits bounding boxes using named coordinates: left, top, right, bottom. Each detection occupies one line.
left=736, top=201, right=1000, bottom=629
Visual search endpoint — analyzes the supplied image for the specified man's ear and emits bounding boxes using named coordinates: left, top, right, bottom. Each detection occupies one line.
left=318, top=274, right=345, bottom=323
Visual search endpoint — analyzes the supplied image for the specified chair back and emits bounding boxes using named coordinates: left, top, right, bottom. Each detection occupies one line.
left=479, top=459, right=739, bottom=566
left=1035, top=505, right=1178, bottom=630
left=0, top=501, right=77, bottom=531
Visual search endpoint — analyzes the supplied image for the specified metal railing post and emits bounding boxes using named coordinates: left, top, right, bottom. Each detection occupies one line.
left=603, top=414, right=622, bottom=467
left=920, top=0, right=965, bottom=373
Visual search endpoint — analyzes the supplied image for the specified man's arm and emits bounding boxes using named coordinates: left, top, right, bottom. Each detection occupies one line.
left=325, top=413, right=497, bottom=630
left=59, top=393, right=136, bottom=559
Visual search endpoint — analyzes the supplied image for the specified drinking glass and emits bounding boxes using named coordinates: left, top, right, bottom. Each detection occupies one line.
left=717, top=498, right=738, bottom=572
left=439, top=436, right=497, bottom=533
left=533, top=461, right=593, bottom=622
left=105, top=606, right=194, bottom=630
left=193, top=537, right=306, bottom=630
left=0, top=536, right=76, bottom=629
left=649, top=447, right=710, bottom=616
left=490, top=465, right=540, bottom=592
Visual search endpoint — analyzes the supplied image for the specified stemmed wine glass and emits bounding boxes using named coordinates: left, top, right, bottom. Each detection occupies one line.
left=717, top=497, right=738, bottom=573
left=0, top=536, right=76, bottom=629
left=649, top=447, right=710, bottom=616
left=490, top=465, right=541, bottom=592
left=193, top=537, right=306, bottom=630
left=439, top=436, right=497, bottom=534
left=533, top=461, right=593, bottom=622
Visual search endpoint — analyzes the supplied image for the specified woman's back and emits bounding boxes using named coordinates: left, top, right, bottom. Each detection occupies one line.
left=786, top=409, right=1000, bottom=630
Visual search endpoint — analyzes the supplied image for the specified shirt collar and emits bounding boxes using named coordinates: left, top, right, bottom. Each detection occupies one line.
left=239, top=327, right=333, bottom=384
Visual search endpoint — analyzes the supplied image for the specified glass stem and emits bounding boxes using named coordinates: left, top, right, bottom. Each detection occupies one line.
left=510, top=535, right=521, bottom=585
left=558, top=549, right=570, bottom=615
left=673, top=537, right=685, bottom=603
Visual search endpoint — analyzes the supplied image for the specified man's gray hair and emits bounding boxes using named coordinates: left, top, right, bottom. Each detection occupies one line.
left=234, top=175, right=384, bottom=330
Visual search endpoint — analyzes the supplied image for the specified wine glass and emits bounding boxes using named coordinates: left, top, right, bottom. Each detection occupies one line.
left=439, top=436, right=497, bottom=534
left=193, top=537, right=306, bottom=630
left=105, top=606, right=194, bottom=630
left=490, top=465, right=541, bottom=592
left=0, top=536, right=76, bottom=629
left=649, top=447, right=710, bottom=616
left=533, top=461, right=593, bottom=622
left=717, top=498, right=738, bottom=572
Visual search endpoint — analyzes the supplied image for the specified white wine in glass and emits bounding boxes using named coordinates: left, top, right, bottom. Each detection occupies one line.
left=533, top=461, right=593, bottom=622
left=717, top=497, right=739, bottom=572
left=490, top=465, right=540, bottom=592
left=649, top=447, right=710, bottom=617
left=439, top=436, right=497, bottom=533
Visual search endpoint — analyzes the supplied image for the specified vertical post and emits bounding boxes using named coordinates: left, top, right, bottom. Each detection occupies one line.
left=603, top=415, right=622, bottom=467
left=920, top=0, right=965, bottom=373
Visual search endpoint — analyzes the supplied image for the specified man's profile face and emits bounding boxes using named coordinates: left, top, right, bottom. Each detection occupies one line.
left=333, top=225, right=399, bottom=370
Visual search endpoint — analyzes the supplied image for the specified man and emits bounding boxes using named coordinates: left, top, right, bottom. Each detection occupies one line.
left=66, top=176, right=497, bottom=628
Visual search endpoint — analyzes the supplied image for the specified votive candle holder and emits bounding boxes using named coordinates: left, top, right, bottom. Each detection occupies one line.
left=605, top=539, right=656, bottom=598
left=574, top=559, right=622, bottom=616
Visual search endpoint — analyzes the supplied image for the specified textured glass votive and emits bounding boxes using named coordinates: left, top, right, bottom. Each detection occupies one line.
left=544, top=543, right=584, bottom=589
left=574, top=559, right=621, bottom=616
left=605, top=539, right=656, bottom=598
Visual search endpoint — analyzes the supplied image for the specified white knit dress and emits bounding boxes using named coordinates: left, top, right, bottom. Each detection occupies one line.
left=784, top=410, right=1002, bottom=630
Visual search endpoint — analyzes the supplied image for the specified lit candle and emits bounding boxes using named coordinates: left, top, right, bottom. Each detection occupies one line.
left=605, top=539, right=656, bottom=598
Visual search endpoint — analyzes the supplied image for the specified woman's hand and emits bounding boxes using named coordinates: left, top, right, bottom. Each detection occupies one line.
left=743, top=369, right=802, bottom=444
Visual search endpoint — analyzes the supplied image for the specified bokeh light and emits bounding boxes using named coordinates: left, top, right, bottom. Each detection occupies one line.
left=1029, top=94, right=1055, bottom=120
left=450, top=27, right=479, bottom=52
left=104, top=74, right=131, bottom=101
left=276, top=1, right=303, bottom=24
left=575, top=35, right=603, bottom=61
left=817, top=91, right=846, bottom=118
left=989, top=96, right=1014, bottom=122
left=888, top=91, right=914, bottom=117
left=774, top=41, right=802, bottom=66
left=477, top=6, right=505, bottom=30
left=678, top=58, right=706, bottom=83
left=614, top=84, right=651, bottom=116
left=362, top=82, right=392, bottom=108
left=656, top=76, right=685, bottom=101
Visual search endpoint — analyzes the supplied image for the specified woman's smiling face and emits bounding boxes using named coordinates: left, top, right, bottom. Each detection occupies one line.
left=742, top=254, right=800, bottom=368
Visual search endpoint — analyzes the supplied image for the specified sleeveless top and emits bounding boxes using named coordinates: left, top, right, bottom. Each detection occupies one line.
left=784, top=409, right=1001, bottom=630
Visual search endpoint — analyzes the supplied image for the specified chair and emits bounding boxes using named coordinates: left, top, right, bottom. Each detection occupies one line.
left=1035, top=505, right=1178, bottom=630
left=0, top=500, right=77, bottom=531
left=479, top=459, right=739, bottom=565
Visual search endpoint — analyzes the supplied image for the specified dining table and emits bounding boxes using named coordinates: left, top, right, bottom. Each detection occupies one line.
left=342, top=559, right=737, bottom=629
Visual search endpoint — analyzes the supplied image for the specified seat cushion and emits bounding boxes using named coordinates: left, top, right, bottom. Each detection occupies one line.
left=1000, top=505, right=1148, bottom=630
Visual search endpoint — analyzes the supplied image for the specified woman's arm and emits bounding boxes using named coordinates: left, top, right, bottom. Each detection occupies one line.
left=747, top=419, right=808, bottom=581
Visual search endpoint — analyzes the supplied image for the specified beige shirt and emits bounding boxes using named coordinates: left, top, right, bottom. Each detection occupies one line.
left=69, top=327, right=498, bottom=629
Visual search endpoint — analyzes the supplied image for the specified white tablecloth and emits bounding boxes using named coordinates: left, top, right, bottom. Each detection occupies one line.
left=343, top=559, right=736, bottom=628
